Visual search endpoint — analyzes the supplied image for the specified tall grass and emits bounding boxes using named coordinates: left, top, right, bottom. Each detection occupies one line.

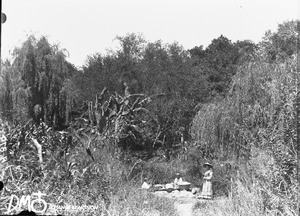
left=0, top=118, right=180, bottom=216
left=193, top=159, right=298, bottom=216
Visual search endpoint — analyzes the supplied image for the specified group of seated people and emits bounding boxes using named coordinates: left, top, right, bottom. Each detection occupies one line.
left=141, top=162, right=213, bottom=199
left=141, top=173, right=183, bottom=190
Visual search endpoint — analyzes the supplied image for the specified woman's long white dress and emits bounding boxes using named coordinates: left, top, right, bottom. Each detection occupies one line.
left=200, top=170, right=213, bottom=199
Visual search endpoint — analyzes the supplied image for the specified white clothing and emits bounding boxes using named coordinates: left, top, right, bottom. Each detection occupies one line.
left=174, top=177, right=183, bottom=189
left=174, top=177, right=183, bottom=185
left=141, top=182, right=151, bottom=189
left=200, top=170, right=213, bottom=199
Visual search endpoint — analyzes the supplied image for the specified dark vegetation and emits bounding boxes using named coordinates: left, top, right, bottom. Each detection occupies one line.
left=0, top=20, right=299, bottom=215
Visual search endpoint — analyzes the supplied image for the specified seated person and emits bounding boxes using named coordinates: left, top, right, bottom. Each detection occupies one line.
left=173, top=173, right=183, bottom=189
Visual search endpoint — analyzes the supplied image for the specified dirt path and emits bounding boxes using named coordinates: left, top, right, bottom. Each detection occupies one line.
left=176, top=203, right=194, bottom=216
left=154, top=191, right=227, bottom=216
left=154, top=191, right=199, bottom=216
left=174, top=199, right=198, bottom=216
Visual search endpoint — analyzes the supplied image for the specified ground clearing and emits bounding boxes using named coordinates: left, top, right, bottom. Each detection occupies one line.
left=153, top=190, right=228, bottom=216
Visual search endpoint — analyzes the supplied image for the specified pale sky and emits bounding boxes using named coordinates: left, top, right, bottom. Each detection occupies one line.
left=2, top=0, right=299, bottom=67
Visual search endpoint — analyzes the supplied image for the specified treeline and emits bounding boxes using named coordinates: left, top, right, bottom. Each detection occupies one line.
left=0, top=20, right=299, bottom=158
left=0, top=31, right=257, bottom=153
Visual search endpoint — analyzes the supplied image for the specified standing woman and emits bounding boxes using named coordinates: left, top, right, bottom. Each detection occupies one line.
left=198, top=162, right=213, bottom=199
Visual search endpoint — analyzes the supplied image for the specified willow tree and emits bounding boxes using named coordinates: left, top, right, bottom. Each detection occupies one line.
left=0, top=60, right=13, bottom=121
left=10, top=35, right=76, bottom=127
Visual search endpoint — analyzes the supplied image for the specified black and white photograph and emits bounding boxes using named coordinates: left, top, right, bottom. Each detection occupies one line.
left=0, top=0, right=299, bottom=215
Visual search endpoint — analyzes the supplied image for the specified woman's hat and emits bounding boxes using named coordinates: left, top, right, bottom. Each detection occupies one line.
left=204, top=162, right=213, bottom=168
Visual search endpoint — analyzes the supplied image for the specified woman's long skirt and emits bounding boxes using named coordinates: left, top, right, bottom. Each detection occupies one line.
left=200, top=180, right=213, bottom=199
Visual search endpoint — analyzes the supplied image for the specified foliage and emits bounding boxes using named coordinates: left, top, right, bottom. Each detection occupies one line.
left=75, top=36, right=205, bottom=159
left=0, top=61, right=14, bottom=121
left=189, top=35, right=248, bottom=96
left=260, top=20, right=300, bottom=62
left=0, top=36, right=77, bottom=128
